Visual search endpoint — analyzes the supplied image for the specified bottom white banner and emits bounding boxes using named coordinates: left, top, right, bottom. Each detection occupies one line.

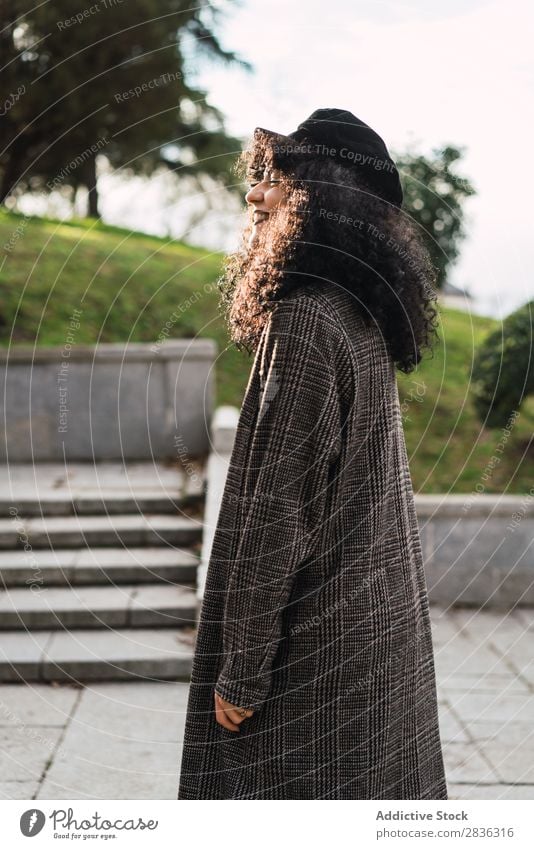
left=2, top=799, right=532, bottom=847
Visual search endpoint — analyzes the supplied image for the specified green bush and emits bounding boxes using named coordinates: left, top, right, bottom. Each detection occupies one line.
left=472, top=300, right=534, bottom=428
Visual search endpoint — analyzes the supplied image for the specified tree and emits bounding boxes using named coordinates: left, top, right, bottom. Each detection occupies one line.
left=471, top=300, right=534, bottom=429
left=395, top=145, right=475, bottom=289
left=0, top=0, right=246, bottom=217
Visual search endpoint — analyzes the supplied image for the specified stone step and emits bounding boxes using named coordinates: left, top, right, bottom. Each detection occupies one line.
left=0, top=514, right=202, bottom=550
left=0, top=546, right=199, bottom=587
left=0, top=628, right=196, bottom=682
left=0, top=461, right=205, bottom=519
left=0, top=584, right=197, bottom=630
left=0, top=489, right=202, bottom=517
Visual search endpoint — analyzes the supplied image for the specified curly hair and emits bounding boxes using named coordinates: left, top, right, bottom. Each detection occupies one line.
left=218, top=128, right=440, bottom=374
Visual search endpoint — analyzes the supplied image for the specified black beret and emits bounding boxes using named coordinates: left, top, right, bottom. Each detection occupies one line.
left=257, top=107, right=403, bottom=209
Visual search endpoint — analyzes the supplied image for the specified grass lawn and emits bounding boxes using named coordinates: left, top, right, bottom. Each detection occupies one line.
left=1, top=210, right=532, bottom=493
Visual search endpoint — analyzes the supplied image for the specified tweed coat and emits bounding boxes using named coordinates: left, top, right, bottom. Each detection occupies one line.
left=177, top=278, right=448, bottom=800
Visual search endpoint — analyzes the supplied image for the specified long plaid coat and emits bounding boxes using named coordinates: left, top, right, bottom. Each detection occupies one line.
left=177, top=279, right=448, bottom=800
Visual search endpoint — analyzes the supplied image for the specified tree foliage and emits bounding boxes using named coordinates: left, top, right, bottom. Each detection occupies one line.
left=471, top=300, right=534, bottom=429
left=396, top=145, right=476, bottom=289
left=0, top=0, right=245, bottom=215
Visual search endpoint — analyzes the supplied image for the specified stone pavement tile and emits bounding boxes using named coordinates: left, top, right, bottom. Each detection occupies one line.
left=38, top=681, right=189, bottom=799
left=511, top=661, right=534, bottom=687
left=0, top=683, right=79, bottom=727
left=468, top=719, right=534, bottom=745
left=448, top=610, right=533, bottom=676
left=435, top=639, right=511, bottom=677
left=467, top=720, right=534, bottom=784
left=451, top=609, right=526, bottom=641
left=0, top=726, right=64, bottom=782
left=429, top=606, right=463, bottom=644
left=436, top=704, right=470, bottom=743
left=434, top=638, right=474, bottom=673
left=490, top=631, right=534, bottom=670
left=447, top=691, right=534, bottom=724
left=443, top=741, right=499, bottom=783
left=438, top=672, right=530, bottom=694
left=448, top=783, right=534, bottom=800
left=483, top=743, right=534, bottom=784
left=0, top=781, right=40, bottom=800
left=515, top=608, right=534, bottom=630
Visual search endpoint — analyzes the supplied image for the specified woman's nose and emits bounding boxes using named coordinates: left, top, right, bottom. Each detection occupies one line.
left=245, top=183, right=263, bottom=205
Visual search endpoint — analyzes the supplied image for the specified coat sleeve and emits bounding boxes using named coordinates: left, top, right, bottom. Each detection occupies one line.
left=214, top=295, right=343, bottom=712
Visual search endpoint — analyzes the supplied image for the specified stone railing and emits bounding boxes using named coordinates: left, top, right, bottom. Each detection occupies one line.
left=418, top=494, right=533, bottom=608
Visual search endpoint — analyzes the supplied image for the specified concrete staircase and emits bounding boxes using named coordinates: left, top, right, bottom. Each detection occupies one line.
left=0, top=462, right=205, bottom=683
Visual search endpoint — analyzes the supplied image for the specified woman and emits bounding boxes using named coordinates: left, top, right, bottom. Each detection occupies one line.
left=177, top=108, right=448, bottom=800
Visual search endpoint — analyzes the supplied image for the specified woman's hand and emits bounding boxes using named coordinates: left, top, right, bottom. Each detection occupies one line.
left=214, top=691, right=255, bottom=732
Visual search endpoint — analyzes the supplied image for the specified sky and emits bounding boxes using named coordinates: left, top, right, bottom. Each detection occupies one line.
left=183, top=0, right=534, bottom=319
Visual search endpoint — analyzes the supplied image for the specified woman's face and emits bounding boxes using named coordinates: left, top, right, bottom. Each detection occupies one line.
left=245, top=167, right=283, bottom=246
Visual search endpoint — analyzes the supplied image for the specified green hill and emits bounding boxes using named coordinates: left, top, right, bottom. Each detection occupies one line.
left=0, top=210, right=250, bottom=410
left=1, top=211, right=532, bottom=492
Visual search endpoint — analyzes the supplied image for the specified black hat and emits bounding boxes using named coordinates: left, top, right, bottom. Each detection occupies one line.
left=257, top=107, right=403, bottom=209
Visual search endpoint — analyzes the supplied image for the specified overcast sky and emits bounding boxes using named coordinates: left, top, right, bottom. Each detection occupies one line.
left=186, top=0, right=534, bottom=319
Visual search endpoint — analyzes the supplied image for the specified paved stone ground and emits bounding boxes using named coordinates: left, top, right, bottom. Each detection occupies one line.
left=0, top=606, right=532, bottom=800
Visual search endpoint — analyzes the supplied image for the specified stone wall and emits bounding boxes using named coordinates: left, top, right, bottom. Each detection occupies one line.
left=0, top=341, right=216, bottom=460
